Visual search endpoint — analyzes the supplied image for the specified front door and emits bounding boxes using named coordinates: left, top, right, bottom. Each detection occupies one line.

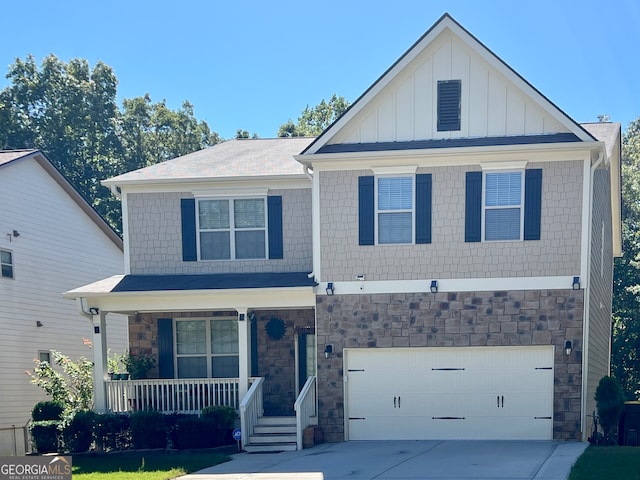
left=297, top=330, right=316, bottom=393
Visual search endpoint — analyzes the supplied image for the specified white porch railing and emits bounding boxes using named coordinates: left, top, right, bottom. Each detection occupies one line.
left=106, top=378, right=241, bottom=414
left=294, top=376, right=317, bottom=450
left=239, top=377, right=264, bottom=450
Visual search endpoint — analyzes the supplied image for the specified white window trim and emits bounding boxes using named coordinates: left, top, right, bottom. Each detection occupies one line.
left=174, top=316, right=238, bottom=378
left=481, top=169, right=525, bottom=242
left=0, top=248, right=14, bottom=279
left=374, top=175, right=415, bottom=245
left=196, top=196, right=269, bottom=261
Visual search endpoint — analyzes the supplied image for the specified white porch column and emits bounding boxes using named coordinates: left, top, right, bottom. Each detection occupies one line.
left=91, top=310, right=108, bottom=413
left=237, top=308, right=250, bottom=399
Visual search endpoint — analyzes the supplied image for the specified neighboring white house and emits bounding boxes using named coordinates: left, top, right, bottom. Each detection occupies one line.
left=0, top=149, right=127, bottom=455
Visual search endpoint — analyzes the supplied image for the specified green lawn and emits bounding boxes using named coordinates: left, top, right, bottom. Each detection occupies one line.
left=569, top=446, right=640, bottom=480
left=71, top=451, right=230, bottom=480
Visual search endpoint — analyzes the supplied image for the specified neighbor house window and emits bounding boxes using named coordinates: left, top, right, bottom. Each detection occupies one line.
left=1, top=249, right=13, bottom=278
left=175, top=318, right=238, bottom=378
left=198, top=198, right=266, bottom=260
left=38, top=351, right=51, bottom=364
left=484, top=171, right=524, bottom=241
left=377, top=176, right=413, bottom=244
left=437, top=79, right=461, bottom=131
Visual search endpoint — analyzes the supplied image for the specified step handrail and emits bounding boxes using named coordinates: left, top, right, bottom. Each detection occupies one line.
left=294, top=375, right=316, bottom=450
left=239, top=377, right=264, bottom=450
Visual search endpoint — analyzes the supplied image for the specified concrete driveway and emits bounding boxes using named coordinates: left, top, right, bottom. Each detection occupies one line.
left=177, top=440, right=588, bottom=480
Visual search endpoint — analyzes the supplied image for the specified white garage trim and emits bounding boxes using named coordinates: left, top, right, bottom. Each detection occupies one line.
left=343, top=346, right=554, bottom=441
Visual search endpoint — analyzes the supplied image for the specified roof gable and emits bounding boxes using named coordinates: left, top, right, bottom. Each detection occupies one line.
left=0, top=149, right=122, bottom=250
left=303, top=13, right=594, bottom=155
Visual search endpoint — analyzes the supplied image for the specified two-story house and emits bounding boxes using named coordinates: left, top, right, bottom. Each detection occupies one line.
left=65, top=14, right=621, bottom=449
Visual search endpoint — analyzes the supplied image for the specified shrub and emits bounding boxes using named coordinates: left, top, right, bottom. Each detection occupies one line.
left=30, top=421, right=60, bottom=454
left=201, top=406, right=236, bottom=430
left=62, top=410, right=96, bottom=452
left=595, top=375, right=625, bottom=444
left=173, top=416, right=217, bottom=449
left=94, top=413, right=130, bottom=451
left=32, top=401, right=64, bottom=421
left=129, top=410, right=166, bottom=449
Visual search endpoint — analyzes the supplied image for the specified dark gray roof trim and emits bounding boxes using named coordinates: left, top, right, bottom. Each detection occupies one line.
left=112, top=272, right=316, bottom=292
left=315, top=133, right=582, bottom=154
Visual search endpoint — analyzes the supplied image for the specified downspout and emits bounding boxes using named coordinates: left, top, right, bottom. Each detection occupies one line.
left=581, top=148, right=604, bottom=440
left=305, top=165, right=320, bottom=283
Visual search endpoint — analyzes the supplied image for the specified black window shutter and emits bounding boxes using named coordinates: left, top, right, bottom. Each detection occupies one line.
left=415, top=173, right=432, bottom=244
left=157, top=318, right=174, bottom=379
left=465, top=171, right=482, bottom=242
left=437, top=80, right=461, bottom=131
left=358, top=176, right=375, bottom=246
left=268, top=196, right=283, bottom=259
left=180, top=198, right=197, bottom=261
left=524, top=169, right=542, bottom=241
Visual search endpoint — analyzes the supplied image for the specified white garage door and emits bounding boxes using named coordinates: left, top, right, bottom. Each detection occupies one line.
left=344, top=346, right=554, bottom=440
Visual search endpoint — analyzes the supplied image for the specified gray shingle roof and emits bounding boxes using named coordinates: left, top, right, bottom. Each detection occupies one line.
left=0, top=149, right=38, bottom=167
left=580, top=122, right=621, bottom=160
left=104, top=138, right=315, bottom=186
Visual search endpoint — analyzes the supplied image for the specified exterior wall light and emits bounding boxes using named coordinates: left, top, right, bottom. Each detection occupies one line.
left=326, top=282, right=335, bottom=295
left=565, top=340, right=573, bottom=356
left=430, top=280, right=438, bottom=293
left=324, top=344, right=333, bottom=359
left=572, top=276, right=580, bottom=290
left=89, top=307, right=100, bottom=315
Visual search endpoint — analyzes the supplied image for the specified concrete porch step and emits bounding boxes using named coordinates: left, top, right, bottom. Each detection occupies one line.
left=244, top=416, right=298, bottom=453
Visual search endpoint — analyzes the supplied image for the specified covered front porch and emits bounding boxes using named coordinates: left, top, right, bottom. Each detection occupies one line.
left=63, top=272, right=319, bottom=450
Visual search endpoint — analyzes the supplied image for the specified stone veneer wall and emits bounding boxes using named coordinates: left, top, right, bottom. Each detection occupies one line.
left=128, top=309, right=316, bottom=416
left=315, top=289, right=583, bottom=442
left=253, top=309, right=315, bottom=416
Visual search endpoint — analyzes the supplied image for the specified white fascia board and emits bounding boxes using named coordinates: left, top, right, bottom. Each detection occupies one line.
left=76, top=286, right=316, bottom=314
left=319, top=277, right=580, bottom=296
left=296, top=142, right=595, bottom=172
left=112, top=176, right=310, bottom=195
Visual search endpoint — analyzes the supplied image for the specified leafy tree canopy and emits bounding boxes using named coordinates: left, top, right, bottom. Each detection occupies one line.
left=0, top=54, right=221, bottom=232
left=278, top=94, right=350, bottom=137
left=612, top=117, right=640, bottom=399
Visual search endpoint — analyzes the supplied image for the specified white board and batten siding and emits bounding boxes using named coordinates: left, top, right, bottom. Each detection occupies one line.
left=329, top=28, right=567, bottom=146
left=344, top=346, right=554, bottom=441
left=0, top=157, right=127, bottom=441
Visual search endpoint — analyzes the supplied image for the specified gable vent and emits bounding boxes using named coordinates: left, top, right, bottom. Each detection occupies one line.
left=437, top=80, right=461, bottom=131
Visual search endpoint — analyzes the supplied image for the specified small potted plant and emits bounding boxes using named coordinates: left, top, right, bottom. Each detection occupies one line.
left=107, top=350, right=128, bottom=380
left=124, top=351, right=156, bottom=380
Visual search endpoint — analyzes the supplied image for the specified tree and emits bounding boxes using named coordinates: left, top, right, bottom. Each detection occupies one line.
left=612, top=118, right=640, bottom=399
left=278, top=94, right=350, bottom=137
left=0, top=54, right=221, bottom=233
left=595, top=376, right=625, bottom=444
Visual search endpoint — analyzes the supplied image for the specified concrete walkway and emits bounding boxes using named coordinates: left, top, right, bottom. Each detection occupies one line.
left=176, top=440, right=588, bottom=480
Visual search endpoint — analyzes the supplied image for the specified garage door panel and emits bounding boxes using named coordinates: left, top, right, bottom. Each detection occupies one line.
left=345, top=346, right=554, bottom=441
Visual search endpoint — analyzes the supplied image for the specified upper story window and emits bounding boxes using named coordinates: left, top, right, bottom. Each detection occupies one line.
left=181, top=196, right=283, bottom=262
left=359, top=174, right=432, bottom=246
left=1, top=249, right=13, bottom=278
left=198, top=198, right=266, bottom=260
left=175, top=317, right=239, bottom=378
left=465, top=169, right=542, bottom=243
left=484, top=171, right=524, bottom=241
left=437, top=80, right=461, bottom=131
left=377, top=176, right=413, bottom=244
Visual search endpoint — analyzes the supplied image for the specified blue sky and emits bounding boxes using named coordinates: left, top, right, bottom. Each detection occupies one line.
left=1, top=0, right=638, bottom=140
